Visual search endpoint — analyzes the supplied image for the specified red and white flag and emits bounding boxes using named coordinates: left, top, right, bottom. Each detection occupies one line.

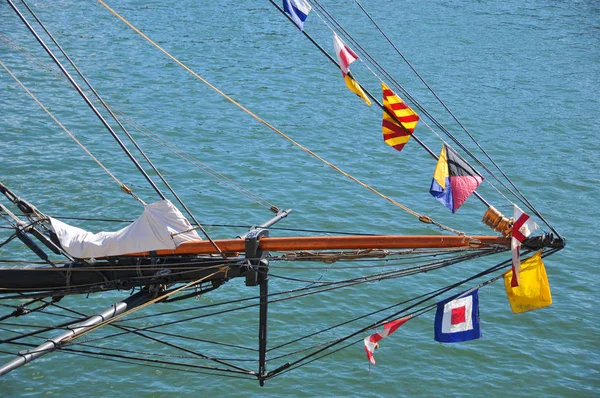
left=511, top=204, right=539, bottom=287
left=333, top=33, right=358, bottom=76
left=363, top=316, right=410, bottom=365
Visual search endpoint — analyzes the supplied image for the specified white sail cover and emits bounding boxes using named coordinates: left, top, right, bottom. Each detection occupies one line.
left=49, top=200, right=201, bottom=258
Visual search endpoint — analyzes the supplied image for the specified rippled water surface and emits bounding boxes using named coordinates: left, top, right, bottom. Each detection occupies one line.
left=1, top=0, right=598, bottom=396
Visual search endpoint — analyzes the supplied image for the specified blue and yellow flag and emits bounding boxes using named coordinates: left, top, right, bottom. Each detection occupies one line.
left=430, top=144, right=484, bottom=213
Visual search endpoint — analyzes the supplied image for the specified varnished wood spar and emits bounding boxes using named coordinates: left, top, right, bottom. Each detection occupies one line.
left=125, top=235, right=510, bottom=257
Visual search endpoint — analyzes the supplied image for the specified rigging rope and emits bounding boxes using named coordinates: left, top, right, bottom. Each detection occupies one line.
left=97, top=0, right=463, bottom=236
left=349, top=0, right=559, bottom=236
left=0, top=32, right=279, bottom=214
left=0, top=60, right=144, bottom=205
left=6, top=0, right=167, bottom=203
left=19, top=0, right=214, bottom=236
left=307, top=0, right=559, bottom=236
left=13, top=0, right=228, bottom=257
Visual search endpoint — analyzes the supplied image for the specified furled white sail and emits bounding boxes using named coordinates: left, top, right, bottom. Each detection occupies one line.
left=49, top=200, right=201, bottom=258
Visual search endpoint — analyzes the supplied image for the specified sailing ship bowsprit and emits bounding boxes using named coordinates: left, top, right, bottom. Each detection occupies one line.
left=0, top=0, right=564, bottom=386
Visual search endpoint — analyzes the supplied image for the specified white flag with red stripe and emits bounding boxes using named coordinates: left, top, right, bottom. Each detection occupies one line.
left=511, top=204, right=539, bottom=287
left=333, top=33, right=358, bottom=76
left=363, top=316, right=410, bottom=365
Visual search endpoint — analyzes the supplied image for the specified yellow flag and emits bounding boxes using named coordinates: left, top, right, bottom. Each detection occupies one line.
left=504, top=251, right=552, bottom=314
left=344, top=75, right=372, bottom=106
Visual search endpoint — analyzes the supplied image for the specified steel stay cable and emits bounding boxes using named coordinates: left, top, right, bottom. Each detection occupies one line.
left=0, top=341, right=256, bottom=379
left=0, top=267, right=253, bottom=375
left=118, top=248, right=497, bottom=325
left=306, top=0, right=501, bottom=213
left=58, top=267, right=228, bottom=344
left=0, top=247, right=490, bottom=274
left=305, top=0, right=560, bottom=239
left=0, top=334, right=254, bottom=377
left=269, top=0, right=491, bottom=227
left=77, top=250, right=560, bottom=369
left=0, top=295, right=257, bottom=371
left=0, top=256, right=508, bottom=372
left=45, top=292, right=255, bottom=374
left=70, top=340, right=256, bottom=362
left=268, top=305, right=437, bottom=379
left=70, top=256, right=478, bottom=365
left=107, top=251, right=496, bottom=351
left=267, top=283, right=448, bottom=353
left=78, top=259, right=466, bottom=345
left=117, top=249, right=491, bottom=324
left=351, top=0, right=548, bottom=217
left=279, top=252, right=532, bottom=378
left=60, top=347, right=256, bottom=378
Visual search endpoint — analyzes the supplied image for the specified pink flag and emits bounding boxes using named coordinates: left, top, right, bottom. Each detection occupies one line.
left=511, top=204, right=539, bottom=287
left=363, top=316, right=410, bottom=365
left=333, top=33, right=358, bottom=76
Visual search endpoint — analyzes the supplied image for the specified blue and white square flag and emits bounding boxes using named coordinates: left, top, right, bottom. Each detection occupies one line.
left=434, top=289, right=481, bottom=343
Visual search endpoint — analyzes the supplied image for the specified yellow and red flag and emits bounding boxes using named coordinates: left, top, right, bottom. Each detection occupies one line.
left=381, top=82, right=419, bottom=152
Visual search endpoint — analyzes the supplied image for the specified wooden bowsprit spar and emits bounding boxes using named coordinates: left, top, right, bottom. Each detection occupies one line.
left=0, top=180, right=514, bottom=383
left=127, top=234, right=511, bottom=257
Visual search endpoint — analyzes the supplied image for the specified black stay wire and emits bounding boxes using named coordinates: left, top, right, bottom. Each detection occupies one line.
left=351, top=0, right=560, bottom=238
left=16, top=0, right=229, bottom=255
left=267, top=256, right=513, bottom=380
left=271, top=0, right=560, bottom=238
left=308, top=1, right=531, bottom=215
left=269, top=245, right=561, bottom=379
left=6, top=0, right=166, bottom=202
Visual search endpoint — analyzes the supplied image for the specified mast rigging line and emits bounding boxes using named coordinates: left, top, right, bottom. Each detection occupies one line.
left=10, top=0, right=226, bottom=257
left=349, top=0, right=559, bottom=236
left=1, top=31, right=279, bottom=215
left=97, top=0, right=462, bottom=236
left=267, top=258, right=512, bottom=380
left=15, top=250, right=497, bottom=373
left=0, top=60, right=130, bottom=199
left=269, top=0, right=492, bottom=211
left=18, top=0, right=200, bottom=228
left=106, top=249, right=498, bottom=342
left=6, top=0, right=164, bottom=202
left=49, top=295, right=256, bottom=374
left=0, top=334, right=256, bottom=378
left=312, top=0, right=516, bottom=216
left=307, top=0, right=559, bottom=237
left=60, top=347, right=256, bottom=379
left=308, top=0, right=509, bottom=195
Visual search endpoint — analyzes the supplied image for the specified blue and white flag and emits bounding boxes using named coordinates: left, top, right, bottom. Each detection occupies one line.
left=434, top=289, right=481, bottom=343
left=283, top=0, right=312, bottom=31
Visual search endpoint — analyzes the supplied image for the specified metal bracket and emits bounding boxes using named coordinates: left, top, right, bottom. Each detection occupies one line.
left=244, top=228, right=269, bottom=287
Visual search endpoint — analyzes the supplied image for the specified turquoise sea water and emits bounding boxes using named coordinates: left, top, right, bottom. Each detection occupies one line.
left=1, top=0, right=598, bottom=396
